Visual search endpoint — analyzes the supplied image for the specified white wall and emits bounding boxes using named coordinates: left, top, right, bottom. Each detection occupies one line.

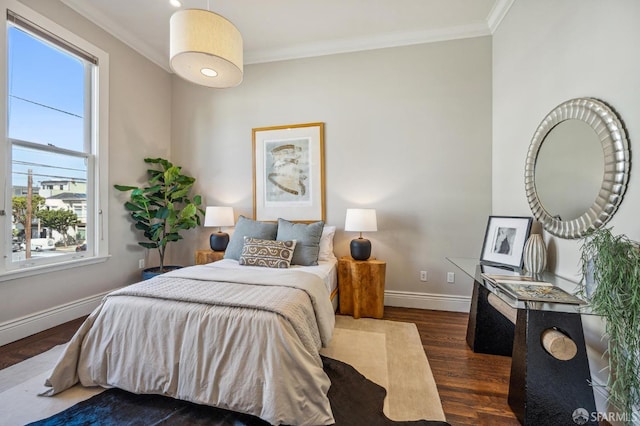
left=493, top=0, right=640, bottom=416
left=0, top=0, right=172, bottom=343
left=170, top=37, right=493, bottom=311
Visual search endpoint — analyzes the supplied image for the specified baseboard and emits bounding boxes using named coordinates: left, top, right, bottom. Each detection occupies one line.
left=0, top=292, right=108, bottom=346
left=384, top=290, right=471, bottom=313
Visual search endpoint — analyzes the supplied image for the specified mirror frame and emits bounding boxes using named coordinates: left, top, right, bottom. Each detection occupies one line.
left=524, top=98, right=630, bottom=239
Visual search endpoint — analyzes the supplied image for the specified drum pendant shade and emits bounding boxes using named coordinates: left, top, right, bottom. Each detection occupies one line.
left=170, top=9, right=243, bottom=88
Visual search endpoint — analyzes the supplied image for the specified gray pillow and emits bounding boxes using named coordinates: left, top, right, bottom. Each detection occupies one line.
left=224, top=216, right=278, bottom=260
left=276, top=218, right=324, bottom=266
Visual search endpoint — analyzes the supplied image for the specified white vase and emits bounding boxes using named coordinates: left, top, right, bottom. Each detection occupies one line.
left=523, top=234, right=547, bottom=275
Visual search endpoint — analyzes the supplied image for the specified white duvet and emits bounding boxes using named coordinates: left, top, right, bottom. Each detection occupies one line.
left=42, top=262, right=336, bottom=425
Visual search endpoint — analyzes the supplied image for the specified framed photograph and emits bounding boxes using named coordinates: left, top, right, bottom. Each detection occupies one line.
left=252, top=122, right=325, bottom=222
left=480, top=216, right=533, bottom=269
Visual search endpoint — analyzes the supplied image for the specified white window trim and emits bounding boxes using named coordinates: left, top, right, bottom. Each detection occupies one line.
left=0, top=0, right=109, bottom=279
left=0, top=254, right=111, bottom=283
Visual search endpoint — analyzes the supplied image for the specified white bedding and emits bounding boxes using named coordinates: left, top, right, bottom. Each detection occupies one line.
left=211, top=258, right=338, bottom=298
left=41, top=260, right=338, bottom=425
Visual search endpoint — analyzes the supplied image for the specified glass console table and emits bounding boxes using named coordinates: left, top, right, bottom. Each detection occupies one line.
left=448, top=257, right=593, bottom=314
left=447, top=257, right=597, bottom=426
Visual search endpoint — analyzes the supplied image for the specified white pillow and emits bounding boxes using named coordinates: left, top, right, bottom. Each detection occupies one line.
left=318, top=225, right=336, bottom=261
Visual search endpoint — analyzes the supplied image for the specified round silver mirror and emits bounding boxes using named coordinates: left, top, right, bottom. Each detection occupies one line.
left=524, top=98, right=630, bottom=239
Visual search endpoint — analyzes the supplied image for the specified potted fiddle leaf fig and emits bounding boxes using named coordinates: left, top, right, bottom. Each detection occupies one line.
left=580, top=228, right=640, bottom=423
left=115, top=157, right=204, bottom=277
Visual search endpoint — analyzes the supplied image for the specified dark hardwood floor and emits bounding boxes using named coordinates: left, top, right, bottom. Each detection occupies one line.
left=0, top=316, right=87, bottom=370
left=0, top=307, right=519, bottom=425
left=383, top=307, right=519, bottom=425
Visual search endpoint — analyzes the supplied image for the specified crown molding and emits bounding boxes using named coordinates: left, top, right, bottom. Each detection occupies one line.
left=61, top=0, right=171, bottom=72
left=60, top=0, right=505, bottom=70
left=244, top=23, right=491, bottom=65
left=486, top=0, right=516, bottom=33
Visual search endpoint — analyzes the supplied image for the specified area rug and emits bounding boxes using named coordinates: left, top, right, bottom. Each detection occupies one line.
left=27, top=356, right=449, bottom=426
left=0, top=316, right=447, bottom=425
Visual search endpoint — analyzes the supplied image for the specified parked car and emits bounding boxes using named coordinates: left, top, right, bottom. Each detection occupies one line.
left=12, top=238, right=24, bottom=252
left=31, top=238, right=56, bottom=251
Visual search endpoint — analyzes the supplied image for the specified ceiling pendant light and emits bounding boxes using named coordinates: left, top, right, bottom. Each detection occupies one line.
left=170, top=8, right=243, bottom=88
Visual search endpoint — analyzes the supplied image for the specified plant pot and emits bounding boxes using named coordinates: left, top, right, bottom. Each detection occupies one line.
left=142, top=266, right=183, bottom=280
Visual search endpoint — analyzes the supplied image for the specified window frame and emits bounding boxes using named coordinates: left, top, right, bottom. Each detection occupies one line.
left=0, top=0, right=109, bottom=281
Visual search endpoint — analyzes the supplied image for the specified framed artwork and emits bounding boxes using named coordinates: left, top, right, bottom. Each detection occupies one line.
left=252, top=122, right=325, bottom=222
left=480, top=216, right=533, bottom=269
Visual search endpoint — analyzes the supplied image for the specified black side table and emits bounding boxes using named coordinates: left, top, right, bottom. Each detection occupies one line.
left=466, top=279, right=515, bottom=356
left=508, top=308, right=597, bottom=425
left=448, top=258, right=598, bottom=426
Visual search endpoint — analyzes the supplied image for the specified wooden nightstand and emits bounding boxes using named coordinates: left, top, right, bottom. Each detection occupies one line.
left=338, top=256, right=386, bottom=319
left=195, top=249, right=225, bottom=265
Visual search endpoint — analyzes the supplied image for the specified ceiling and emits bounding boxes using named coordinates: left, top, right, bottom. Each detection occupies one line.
left=60, top=0, right=513, bottom=72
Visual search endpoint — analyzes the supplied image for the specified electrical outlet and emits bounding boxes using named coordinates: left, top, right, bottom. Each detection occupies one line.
left=447, top=272, right=455, bottom=283
left=420, top=270, right=428, bottom=282
left=138, top=259, right=145, bottom=269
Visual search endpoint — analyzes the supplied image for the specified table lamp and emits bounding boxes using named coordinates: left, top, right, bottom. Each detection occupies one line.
left=345, top=208, right=377, bottom=260
left=204, top=206, right=235, bottom=251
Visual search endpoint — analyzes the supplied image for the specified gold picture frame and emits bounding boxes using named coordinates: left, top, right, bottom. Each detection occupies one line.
left=252, top=122, right=325, bottom=223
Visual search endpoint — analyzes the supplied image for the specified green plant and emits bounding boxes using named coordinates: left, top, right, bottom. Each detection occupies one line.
left=12, top=194, right=45, bottom=229
left=580, top=228, right=640, bottom=422
left=115, top=157, right=204, bottom=273
left=37, top=209, right=78, bottom=247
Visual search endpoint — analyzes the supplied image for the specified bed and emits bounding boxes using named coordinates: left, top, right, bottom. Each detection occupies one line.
left=41, top=218, right=339, bottom=426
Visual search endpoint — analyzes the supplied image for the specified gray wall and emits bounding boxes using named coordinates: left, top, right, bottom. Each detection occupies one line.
left=170, top=37, right=493, bottom=310
left=0, top=0, right=172, bottom=343
left=493, top=0, right=640, bottom=414
left=0, top=3, right=492, bottom=343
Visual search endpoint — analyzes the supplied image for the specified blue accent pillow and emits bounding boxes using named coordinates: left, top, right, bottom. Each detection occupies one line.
left=224, top=216, right=278, bottom=260
left=276, top=218, right=324, bottom=266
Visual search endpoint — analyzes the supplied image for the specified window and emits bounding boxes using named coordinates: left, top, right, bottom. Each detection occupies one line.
left=1, top=1, right=109, bottom=279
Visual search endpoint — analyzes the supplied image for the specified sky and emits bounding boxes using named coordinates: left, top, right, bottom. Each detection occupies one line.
left=7, top=25, right=88, bottom=188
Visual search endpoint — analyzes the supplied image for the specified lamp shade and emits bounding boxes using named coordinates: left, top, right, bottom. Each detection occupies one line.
left=204, top=206, right=234, bottom=251
left=204, top=206, right=235, bottom=227
left=170, top=9, right=243, bottom=88
left=344, top=209, right=378, bottom=232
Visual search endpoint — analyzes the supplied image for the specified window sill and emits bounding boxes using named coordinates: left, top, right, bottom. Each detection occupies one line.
left=0, top=254, right=111, bottom=283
